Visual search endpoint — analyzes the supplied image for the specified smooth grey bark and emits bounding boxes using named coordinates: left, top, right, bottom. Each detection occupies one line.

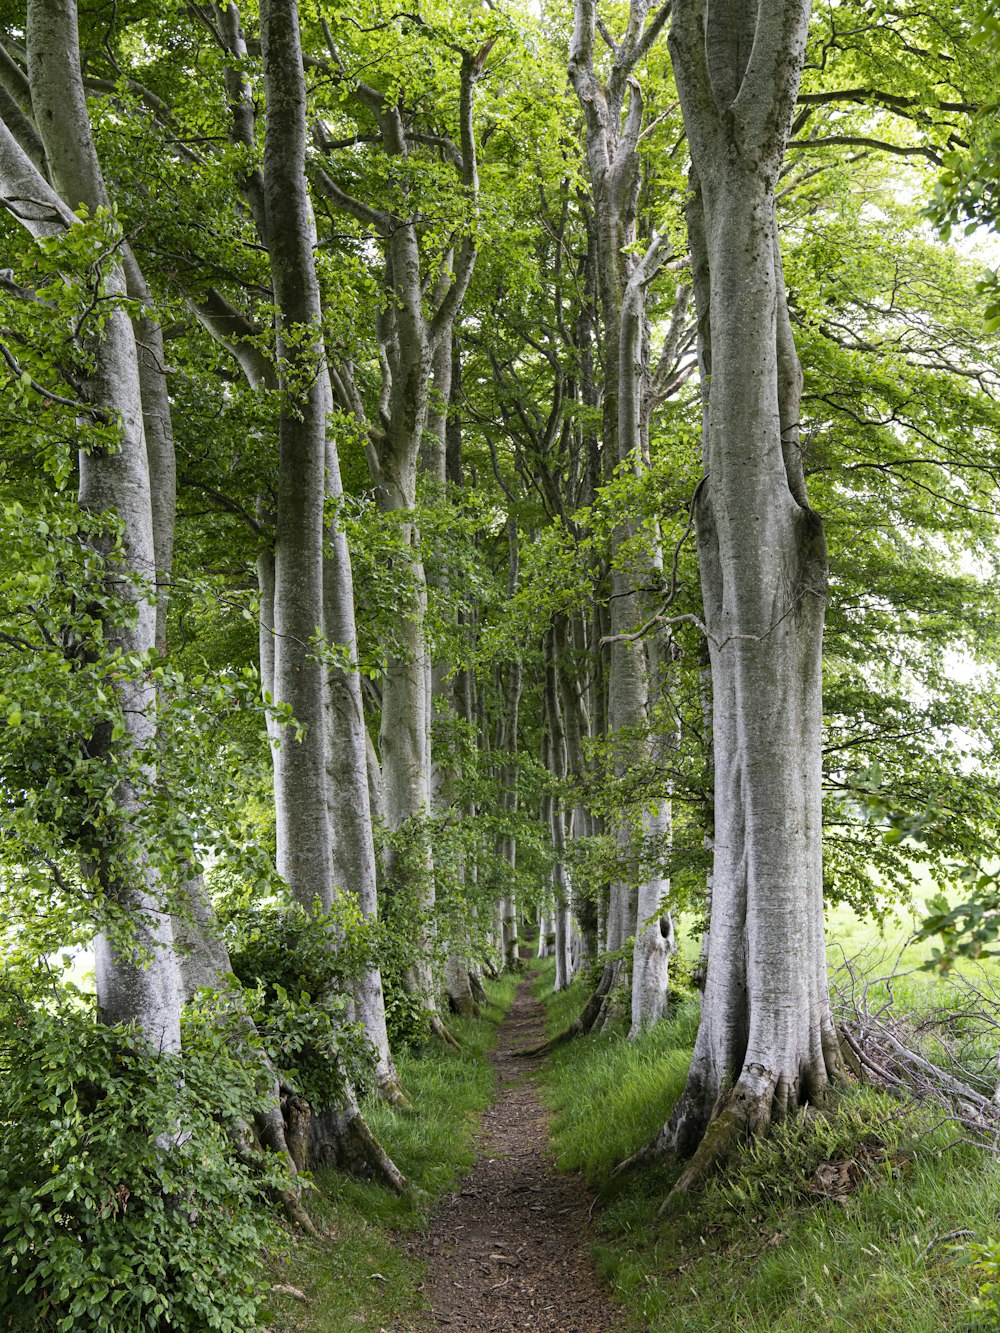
left=537, top=911, right=551, bottom=959
left=553, top=614, right=597, bottom=966
left=258, top=0, right=406, bottom=1182
left=18, top=0, right=182, bottom=1054
left=569, top=0, right=677, bottom=1035
left=544, top=634, right=573, bottom=992
left=121, top=252, right=175, bottom=653
left=422, top=321, right=477, bottom=1016
left=259, top=0, right=334, bottom=913
left=643, top=0, right=842, bottom=1187
left=628, top=818, right=675, bottom=1038
left=322, top=396, right=403, bottom=1101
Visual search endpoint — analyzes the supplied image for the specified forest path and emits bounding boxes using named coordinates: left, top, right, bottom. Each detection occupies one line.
left=403, top=972, right=624, bottom=1331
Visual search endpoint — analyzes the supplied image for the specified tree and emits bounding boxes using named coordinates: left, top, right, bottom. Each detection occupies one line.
left=640, top=0, right=844, bottom=1189
left=0, top=0, right=183, bottom=1054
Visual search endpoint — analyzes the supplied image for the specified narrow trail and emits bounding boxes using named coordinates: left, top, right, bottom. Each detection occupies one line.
left=404, top=974, right=624, bottom=1331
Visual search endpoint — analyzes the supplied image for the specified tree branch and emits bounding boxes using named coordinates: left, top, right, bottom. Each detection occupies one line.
left=311, top=160, right=391, bottom=235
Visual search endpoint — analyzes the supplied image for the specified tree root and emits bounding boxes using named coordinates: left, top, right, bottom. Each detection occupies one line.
left=661, top=1094, right=758, bottom=1211
left=612, top=1136, right=670, bottom=1179
left=301, top=1097, right=408, bottom=1195
left=659, top=1067, right=817, bottom=1211
left=245, top=1103, right=317, bottom=1234
left=376, top=1069, right=413, bottom=1112
left=469, top=972, right=488, bottom=1007
left=447, top=991, right=481, bottom=1020
left=431, top=1014, right=463, bottom=1051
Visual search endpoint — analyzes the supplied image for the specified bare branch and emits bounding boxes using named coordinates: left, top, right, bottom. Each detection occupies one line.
left=788, top=134, right=944, bottom=165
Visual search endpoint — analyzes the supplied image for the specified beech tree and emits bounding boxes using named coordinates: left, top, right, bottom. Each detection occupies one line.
left=0, top=0, right=183, bottom=1053
left=3, top=0, right=1000, bottom=1323
left=628, top=0, right=845, bottom=1189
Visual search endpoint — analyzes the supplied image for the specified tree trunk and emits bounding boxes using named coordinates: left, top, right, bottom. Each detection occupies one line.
left=647, top=0, right=842, bottom=1187
left=258, top=0, right=404, bottom=1185
left=23, top=0, right=182, bottom=1053
left=544, top=635, right=573, bottom=992
left=322, top=407, right=405, bottom=1104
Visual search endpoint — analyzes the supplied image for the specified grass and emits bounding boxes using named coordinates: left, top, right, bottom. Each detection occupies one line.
left=265, top=972, right=517, bottom=1332
left=532, top=928, right=1000, bottom=1333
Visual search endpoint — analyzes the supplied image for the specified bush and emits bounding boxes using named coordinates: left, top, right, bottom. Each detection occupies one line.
left=0, top=989, right=285, bottom=1332
left=224, top=896, right=377, bottom=1102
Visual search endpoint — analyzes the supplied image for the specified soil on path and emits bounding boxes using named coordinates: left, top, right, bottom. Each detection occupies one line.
left=403, top=975, right=625, bottom=1332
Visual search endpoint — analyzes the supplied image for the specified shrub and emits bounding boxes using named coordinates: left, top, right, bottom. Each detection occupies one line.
left=224, top=896, right=377, bottom=1102
left=0, top=988, right=285, bottom=1332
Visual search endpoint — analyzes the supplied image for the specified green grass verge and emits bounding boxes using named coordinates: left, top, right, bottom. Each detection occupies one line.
left=265, top=972, right=518, bottom=1332
left=534, top=958, right=1000, bottom=1333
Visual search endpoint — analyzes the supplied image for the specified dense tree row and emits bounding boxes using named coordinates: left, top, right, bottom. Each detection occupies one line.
left=0, top=0, right=998, bottom=1324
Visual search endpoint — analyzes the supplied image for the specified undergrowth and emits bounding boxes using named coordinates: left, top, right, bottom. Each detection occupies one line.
left=534, top=954, right=1000, bottom=1333
left=265, top=972, right=516, bottom=1332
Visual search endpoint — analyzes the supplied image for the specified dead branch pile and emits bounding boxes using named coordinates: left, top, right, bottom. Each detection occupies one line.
left=831, top=945, right=1000, bottom=1151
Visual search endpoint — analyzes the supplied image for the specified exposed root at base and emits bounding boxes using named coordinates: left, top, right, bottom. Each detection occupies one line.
left=660, top=1097, right=755, bottom=1211
left=447, top=992, right=481, bottom=1020
left=253, top=1099, right=318, bottom=1234
left=431, top=1014, right=463, bottom=1051
left=376, top=1071, right=413, bottom=1112
left=660, top=1069, right=831, bottom=1211
left=612, top=1137, right=670, bottom=1179
left=285, top=1094, right=408, bottom=1196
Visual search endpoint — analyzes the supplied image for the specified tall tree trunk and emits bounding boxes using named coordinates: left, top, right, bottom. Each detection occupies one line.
left=496, top=518, right=523, bottom=973
left=645, top=0, right=842, bottom=1190
left=323, top=415, right=406, bottom=1104
left=22, top=0, right=182, bottom=1053
left=259, top=0, right=404, bottom=1187
left=544, top=634, right=572, bottom=992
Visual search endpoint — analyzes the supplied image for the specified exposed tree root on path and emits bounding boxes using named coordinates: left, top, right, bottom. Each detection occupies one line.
left=404, top=976, right=621, bottom=1331
left=513, top=963, right=616, bottom=1058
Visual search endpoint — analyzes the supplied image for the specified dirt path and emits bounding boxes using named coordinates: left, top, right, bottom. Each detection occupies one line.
left=404, top=975, right=624, bottom=1331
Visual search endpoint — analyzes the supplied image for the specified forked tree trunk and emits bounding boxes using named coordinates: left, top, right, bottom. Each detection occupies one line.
left=644, top=0, right=842, bottom=1189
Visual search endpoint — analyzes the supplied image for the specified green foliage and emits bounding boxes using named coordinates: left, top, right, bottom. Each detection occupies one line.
left=917, top=870, right=1000, bottom=972
left=969, top=1238, right=1000, bottom=1329
left=224, top=896, right=378, bottom=1105
left=0, top=983, right=285, bottom=1333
